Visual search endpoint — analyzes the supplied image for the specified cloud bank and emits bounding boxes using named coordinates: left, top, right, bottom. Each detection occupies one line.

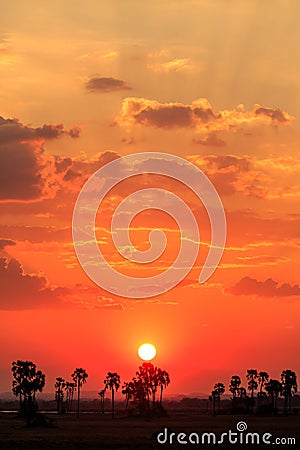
left=226, top=276, right=300, bottom=297
left=116, top=98, right=293, bottom=131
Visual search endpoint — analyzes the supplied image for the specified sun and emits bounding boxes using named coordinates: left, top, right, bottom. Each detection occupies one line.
left=138, top=343, right=157, bottom=361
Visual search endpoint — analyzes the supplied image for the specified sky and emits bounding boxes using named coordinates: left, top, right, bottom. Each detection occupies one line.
left=0, top=0, right=300, bottom=396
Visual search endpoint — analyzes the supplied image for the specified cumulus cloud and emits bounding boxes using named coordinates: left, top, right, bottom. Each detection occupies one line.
left=0, top=116, right=81, bottom=143
left=0, top=115, right=81, bottom=201
left=190, top=154, right=251, bottom=173
left=188, top=154, right=252, bottom=196
left=188, top=154, right=300, bottom=200
left=254, top=104, right=290, bottom=123
left=0, top=257, right=67, bottom=310
left=85, top=77, right=131, bottom=93
left=116, top=97, right=293, bottom=131
left=0, top=256, right=126, bottom=310
left=226, top=276, right=300, bottom=297
left=54, top=151, right=121, bottom=187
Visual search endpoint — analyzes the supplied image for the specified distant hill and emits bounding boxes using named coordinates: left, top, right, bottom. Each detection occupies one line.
left=0, top=390, right=212, bottom=401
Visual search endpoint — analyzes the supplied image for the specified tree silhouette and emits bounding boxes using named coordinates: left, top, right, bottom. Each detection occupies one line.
left=11, top=360, right=45, bottom=424
left=131, top=376, right=147, bottom=414
left=246, top=369, right=258, bottom=399
left=258, top=371, right=269, bottom=393
left=157, top=369, right=170, bottom=406
left=136, top=362, right=159, bottom=414
left=122, top=381, right=134, bottom=412
left=211, top=382, right=225, bottom=415
left=104, top=372, right=120, bottom=419
left=98, top=388, right=106, bottom=414
left=281, top=369, right=297, bottom=414
left=54, top=377, right=65, bottom=414
left=229, top=375, right=241, bottom=398
left=72, top=368, right=88, bottom=419
left=64, top=381, right=76, bottom=413
left=265, top=379, right=282, bottom=412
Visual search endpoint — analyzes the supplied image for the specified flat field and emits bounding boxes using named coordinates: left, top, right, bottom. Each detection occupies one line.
left=0, top=411, right=299, bottom=449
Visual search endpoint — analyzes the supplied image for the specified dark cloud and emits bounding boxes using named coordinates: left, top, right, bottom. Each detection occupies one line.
left=67, top=126, right=81, bottom=139
left=226, top=276, right=300, bottom=297
left=193, top=133, right=226, bottom=147
left=69, top=151, right=121, bottom=177
left=0, top=256, right=125, bottom=310
left=35, top=123, right=81, bottom=140
left=0, top=257, right=68, bottom=310
left=198, top=155, right=251, bottom=172
left=0, top=239, right=16, bottom=250
left=189, top=154, right=251, bottom=196
left=135, top=105, right=194, bottom=128
left=54, top=156, right=72, bottom=173
left=254, top=105, right=289, bottom=123
left=0, top=140, right=44, bottom=200
left=63, top=169, right=82, bottom=181
left=117, top=98, right=293, bottom=130
left=85, top=77, right=131, bottom=93
left=0, top=116, right=81, bottom=143
left=0, top=115, right=81, bottom=201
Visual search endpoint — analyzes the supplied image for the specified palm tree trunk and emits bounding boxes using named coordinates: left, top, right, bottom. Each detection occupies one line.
left=112, top=388, right=115, bottom=419
left=160, top=386, right=163, bottom=405
left=77, top=382, right=80, bottom=419
left=70, top=390, right=74, bottom=412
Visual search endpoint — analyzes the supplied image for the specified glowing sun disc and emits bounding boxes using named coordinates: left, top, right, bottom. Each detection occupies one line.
left=138, top=343, right=157, bottom=361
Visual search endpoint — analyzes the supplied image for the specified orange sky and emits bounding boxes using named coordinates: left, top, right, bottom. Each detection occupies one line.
left=0, top=0, right=300, bottom=396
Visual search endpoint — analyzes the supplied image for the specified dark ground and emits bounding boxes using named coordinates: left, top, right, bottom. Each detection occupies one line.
left=0, top=411, right=299, bottom=449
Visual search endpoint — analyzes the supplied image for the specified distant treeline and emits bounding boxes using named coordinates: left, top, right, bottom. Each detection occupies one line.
left=209, top=369, right=298, bottom=416
left=3, top=361, right=298, bottom=424
left=9, top=359, right=170, bottom=424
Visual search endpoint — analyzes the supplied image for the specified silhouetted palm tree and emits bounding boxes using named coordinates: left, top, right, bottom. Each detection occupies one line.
left=238, top=387, right=248, bottom=401
left=157, top=369, right=170, bottom=406
left=11, top=360, right=45, bottom=425
left=54, top=377, right=65, bottom=413
left=246, top=369, right=258, bottom=400
left=229, top=375, right=241, bottom=398
left=122, top=381, right=134, bottom=411
left=98, top=388, right=106, bottom=414
left=281, top=369, right=297, bottom=414
left=72, top=368, right=88, bottom=419
left=131, top=376, right=147, bottom=414
left=104, top=372, right=120, bottom=419
left=211, top=382, right=225, bottom=415
left=64, top=381, right=76, bottom=413
left=136, top=362, right=165, bottom=413
left=258, top=371, right=269, bottom=393
left=265, top=379, right=282, bottom=411
left=136, top=363, right=152, bottom=414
